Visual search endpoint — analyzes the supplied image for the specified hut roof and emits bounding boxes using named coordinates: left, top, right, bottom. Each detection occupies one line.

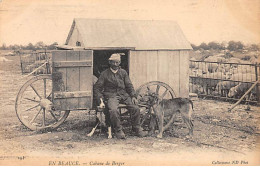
left=65, top=18, right=192, bottom=50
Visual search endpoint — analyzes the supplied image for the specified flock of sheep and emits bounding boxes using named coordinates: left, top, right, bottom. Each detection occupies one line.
left=189, top=54, right=259, bottom=100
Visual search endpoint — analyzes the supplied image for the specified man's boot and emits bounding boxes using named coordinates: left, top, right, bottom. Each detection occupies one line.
left=133, top=127, right=147, bottom=137
left=128, top=105, right=147, bottom=137
left=115, top=130, right=126, bottom=139
left=109, top=109, right=125, bottom=139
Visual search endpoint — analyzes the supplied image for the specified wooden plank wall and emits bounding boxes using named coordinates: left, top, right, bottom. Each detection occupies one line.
left=179, top=51, right=189, bottom=97
left=52, top=50, right=93, bottom=110
left=52, top=51, right=67, bottom=110
left=79, top=51, right=93, bottom=108
left=130, top=51, right=148, bottom=88
left=129, top=50, right=189, bottom=97
left=66, top=51, right=80, bottom=109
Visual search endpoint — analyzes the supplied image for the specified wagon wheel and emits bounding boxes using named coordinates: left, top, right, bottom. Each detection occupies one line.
left=136, top=81, right=176, bottom=131
left=15, top=75, right=70, bottom=131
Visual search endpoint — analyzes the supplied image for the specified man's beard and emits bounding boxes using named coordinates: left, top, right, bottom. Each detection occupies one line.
left=110, top=65, right=119, bottom=70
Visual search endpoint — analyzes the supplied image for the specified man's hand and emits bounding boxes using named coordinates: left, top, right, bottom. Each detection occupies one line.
left=132, top=97, right=138, bottom=105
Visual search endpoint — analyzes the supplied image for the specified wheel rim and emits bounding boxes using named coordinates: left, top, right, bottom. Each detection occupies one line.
left=136, top=81, right=176, bottom=131
left=15, top=75, right=70, bottom=131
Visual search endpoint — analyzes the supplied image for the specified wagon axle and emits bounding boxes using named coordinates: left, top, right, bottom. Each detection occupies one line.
left=39, top=98, right=54, bottom=112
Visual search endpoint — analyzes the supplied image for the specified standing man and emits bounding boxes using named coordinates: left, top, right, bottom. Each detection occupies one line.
left=94, top=53, right=147, bottom=139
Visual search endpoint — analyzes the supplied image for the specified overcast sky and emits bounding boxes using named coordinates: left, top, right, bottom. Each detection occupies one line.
left=0, top=0, right=259, bottom=45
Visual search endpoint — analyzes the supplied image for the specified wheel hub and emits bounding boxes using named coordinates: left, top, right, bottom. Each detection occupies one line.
left=39, top=98, right=53, bottom=111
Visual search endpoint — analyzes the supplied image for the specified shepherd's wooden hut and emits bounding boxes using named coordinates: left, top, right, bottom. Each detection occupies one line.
left=64, top=18, right=192, bottom=97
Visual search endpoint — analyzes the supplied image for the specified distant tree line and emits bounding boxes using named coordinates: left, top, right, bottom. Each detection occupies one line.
left=1, top=41, right=259, bottom=52
left=191, top=41, right=259, bottom=51
left=0, top=41, right=59, bottom=50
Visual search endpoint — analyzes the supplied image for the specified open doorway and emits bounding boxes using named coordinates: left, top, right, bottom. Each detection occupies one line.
left=93, top=50, right=129, bottom=78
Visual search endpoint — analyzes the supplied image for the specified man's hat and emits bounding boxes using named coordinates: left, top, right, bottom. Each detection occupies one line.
left=109, top=53, right=121, bottom=61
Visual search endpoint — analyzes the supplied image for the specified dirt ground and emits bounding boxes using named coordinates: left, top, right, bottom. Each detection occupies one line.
left=0, top=54, right=259, bottom=166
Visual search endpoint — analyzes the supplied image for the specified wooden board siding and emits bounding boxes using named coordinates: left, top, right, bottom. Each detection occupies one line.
left=66, top=51, right=80, bottom=110
left=166, top=51, right=180, bottom=97
left=157, top=51, right=170, bottom=86
left=52, top=50, right=93, bottom=110
left=129, top=50, right=189, bottom=97
left=129, top=51, right=148, bottom=89
left=179, top=50, right=189, bottom=97
left=79, top=51, right=93, bottom=109
left=146, top=51, right=158, bottom=83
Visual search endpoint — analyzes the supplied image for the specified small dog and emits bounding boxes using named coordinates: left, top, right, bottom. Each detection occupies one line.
left=150, top=97, right=194, bottom=138
left=87, top=98, right=112, bottom=139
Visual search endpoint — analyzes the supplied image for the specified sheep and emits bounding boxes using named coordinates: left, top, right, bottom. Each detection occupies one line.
left=228, top=82, right=259, bottom=104
left=192, top=63, right=208, bottom=74
left=240, top=60, right=251, bottom=64
left=215, top=81, right=240, bottom=97
left=191, top=72, right=224, bottom=95
left=189, top=57, right=197, bottom=69
left=217, top=64, right=232, bottom=74
left=207, top=63, right=219, bottom=73
left=226, top=65, right=254, bottom=75
left=204, top=56, right=219, bottom=73
left=227, top=57, right=241, bottom=64
left=229, top=73, right=256, bottom=82
left=0, top=56, right=12, bottom=62
left=189, top=83, right=203, bottom=94
left=228, top=83, right=251, bottom=98
left=250, top=56, right=258, bottom=64
left=205, top=72, right=227, bottom=79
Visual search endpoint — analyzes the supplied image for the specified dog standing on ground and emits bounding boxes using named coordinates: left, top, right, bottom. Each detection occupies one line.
left=87, top=98, right=112, bottom=139
left=151, top=98, right=194, bottom=138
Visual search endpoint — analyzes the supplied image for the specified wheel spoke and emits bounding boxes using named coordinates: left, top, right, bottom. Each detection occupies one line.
left=161, top=89, right=168, bottom=99
left=140, top=112, right=149, bottom=125
left=30, top=84, right=42, bottom=99
left=47, top=92, right=52, bottom=99
left=138, top=104, right=149, bottom=108
left=164, top=118, right=169, bottom=124
left=30, top=107, right=42, bottom=124
left=24, top=97, right=40, bottom=103
left=43, top=79, right=46, bottom=98
left=138, top=94, right=143, bottom=98
left=140, top=109, right=147, bottom=114
left=147, top=86, right=151, bottom=91
left=147, top=86, right=152, bottom=94
left=50, top=111, right=58, bottom=122
left=155, top=85, right=160, bottom=95
left=42, top=108, right=46, bottom=127
left=25, top=104, right=40, bottom=112
left=141, top=107, right=152, bottom=125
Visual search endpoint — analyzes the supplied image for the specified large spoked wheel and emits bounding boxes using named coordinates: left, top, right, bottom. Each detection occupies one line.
left=136, top=81, right=176, bottom=131
left=15, top=75, right=70, bottom=131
